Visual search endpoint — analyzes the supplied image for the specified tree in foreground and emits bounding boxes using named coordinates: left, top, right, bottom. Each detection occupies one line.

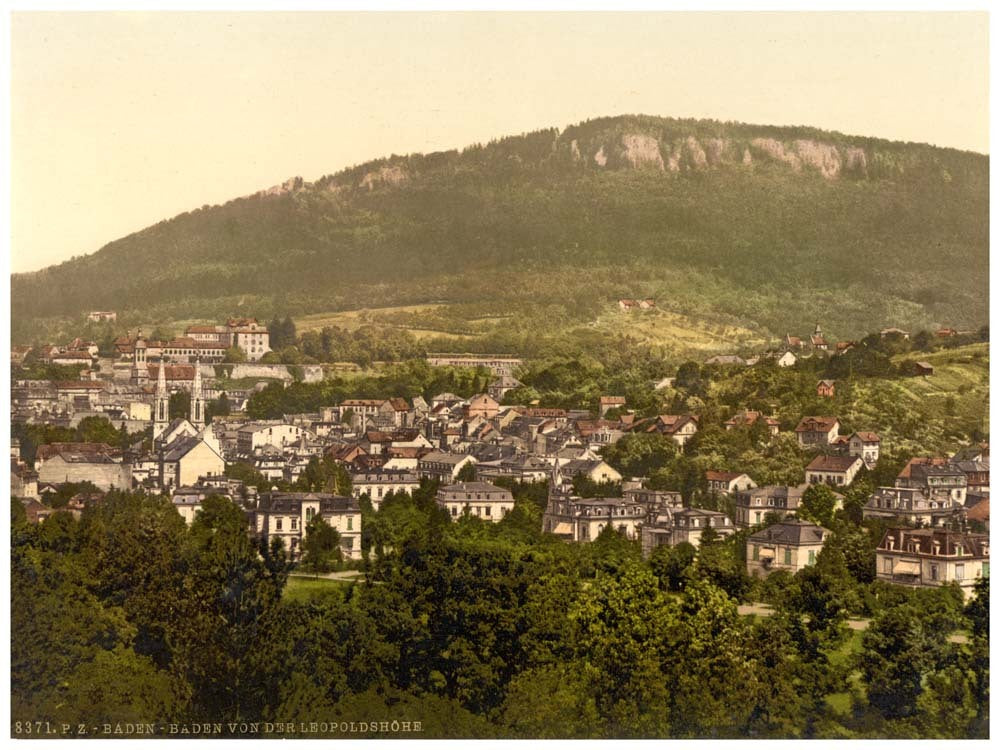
left=301, top=515, right=342, bottom=573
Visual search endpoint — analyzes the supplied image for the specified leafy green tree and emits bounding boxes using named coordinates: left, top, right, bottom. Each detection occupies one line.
left=648, top=541, right=696, bottom=591
left=600, top=432, right=676, bottom=477
left=501, top=662, right=602, bottom=738
left=177, top=496, right=287, bottom=720
left=301, top=516, right=342, bottom=573
left=799, top=484, right=838, bottom=528
left=963, top=576, right=989, bottom=737
left=858, top=603, right=957, bottom=721
left=456, top=462, right=477, bottom=482
left=223, top=346, right=246, bottom=363
left=74, top=415, right=120, bottom=445
left=168, top=390, right=190, bottom=420
left=206, top=391, right=231, bottom=419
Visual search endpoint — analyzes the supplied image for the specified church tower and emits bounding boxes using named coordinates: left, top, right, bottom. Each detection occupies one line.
left=190, top=359, right=205, bottom=427
left=131, top=328, right=149, bottom=386
left=153, top=361, right=169, bottom=442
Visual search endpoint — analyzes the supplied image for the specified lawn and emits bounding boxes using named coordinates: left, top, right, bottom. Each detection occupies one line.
left=283, top=575, right=353, bottom=603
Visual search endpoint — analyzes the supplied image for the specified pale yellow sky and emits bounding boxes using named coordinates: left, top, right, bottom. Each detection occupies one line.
left=10, top=11, right=989, bottom=273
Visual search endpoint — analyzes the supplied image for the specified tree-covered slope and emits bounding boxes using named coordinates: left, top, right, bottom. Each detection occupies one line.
left=11, top=114, right=988, bottom=344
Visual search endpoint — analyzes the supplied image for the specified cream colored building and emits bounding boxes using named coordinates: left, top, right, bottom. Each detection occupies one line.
left=876, top=527, right=989, bottom=599
left=254, top=492, right=362, bottom=560
left=436, top=481, right=515, bottom=522
left=746, top=520, right=830, bottom=578
left=352, top=471, right=421, bottom=510
left=159, top=436, right=226, bottom=490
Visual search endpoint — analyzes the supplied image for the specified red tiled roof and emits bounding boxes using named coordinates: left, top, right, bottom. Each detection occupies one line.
left=807, top=454, right=862, bottom=472
left=795, top=416, right=839, bottom=433
left=148, top=364, right=196, bottom=381
left=852, top=431, right=881, bottom=442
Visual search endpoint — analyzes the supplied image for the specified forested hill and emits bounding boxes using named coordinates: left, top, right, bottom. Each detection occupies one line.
left=11, top=114, right=988, bottom=345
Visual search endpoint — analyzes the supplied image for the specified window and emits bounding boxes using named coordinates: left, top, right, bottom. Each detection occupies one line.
left=451, top=506, right=457, bottom=516
left=808, top=550, right=816, bottom=565
left=930, top=564, right=938, bottom=581
left=291, top=518, right=298, bottom=531
left=347, top=516, right=353, bottom=530
left=983, top=562, right=990, bottom=578
left=484, top=506, right=491, bottom=517
left=784, top=549, right=792, bottom=565
left=883, top=558, right=893, bottom=573
left=956, top=564, right=965, bottom=580
left=276, top=518, right=283, bottom=531
left=752, top=545, right=759, bottom=561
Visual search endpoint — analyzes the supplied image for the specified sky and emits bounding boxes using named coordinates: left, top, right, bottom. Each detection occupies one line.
left=9, top=11, right=990, bottom=273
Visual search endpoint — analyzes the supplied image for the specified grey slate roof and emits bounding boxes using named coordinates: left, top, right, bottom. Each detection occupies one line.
left=748, top=520, right=829, bottom=545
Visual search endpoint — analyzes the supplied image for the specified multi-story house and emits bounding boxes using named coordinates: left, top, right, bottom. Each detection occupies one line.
left=642, top=507, right=736, bottom=556
left=227, top=318, right=271, bottom=361
left=543, top=493, right=648, bottom=542
left=896, top=458, right=968, bottom=506
left=746, top=520, right=830, bottom=578
left=631, top=414, right=699, bottom=448
left=795, top=416, right=840, bottom=447
left=340, top=399, right=385, bottom=430
left=876, top=527, right=989, bottom=599
left=159, top=435, right=225, bottom=491
left=418, top=451, right=477, bottom=481
left=253, top=492, right=362, bottom=560
left=375, top=398, right=412, bottom=429
left=805, top=454, right=864, bottom=487
left=863, top=486, right=962, bottom=527
left=236, top=422, right=308, bottom=456
left=436, top=481, right=515, bottom=522
left=706, top=470, right=758, bottom=495
left=733, top=485, right=806, bottom=529
left=35, top=442, right=132, bottom=492
left=559, top=458, right=623, bottom=486
left=352, top=471, right=421, bottom=510
left=848, top=431, right=881, bottom=467
left=466, top=393, right=500, bottom=420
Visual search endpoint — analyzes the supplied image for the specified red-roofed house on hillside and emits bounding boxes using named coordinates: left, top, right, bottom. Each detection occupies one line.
left=632, top=414, right=699, bottom=447
left=466, top=394, right=500, bottom=420
left=725, top=410, right=780, bottom=436
left=784, top=334, right=803, bottom=350
left=816, top=380, right=836, bottom=398
left=810, top=323, right=829, bottom=351
left=806, top=454, right=864, bottom=487
left=618, top=299, right=638, bottom=311
left=795, top=416, right=840, bottom=447
left=599, top=396, right=626, bottom=417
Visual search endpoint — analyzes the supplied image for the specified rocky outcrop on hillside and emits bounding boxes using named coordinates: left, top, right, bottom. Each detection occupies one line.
left=579, top=131, right=871, bottom=179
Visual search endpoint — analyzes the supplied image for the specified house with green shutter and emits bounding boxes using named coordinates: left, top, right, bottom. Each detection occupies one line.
left=746, top=520, right=830, bottom=578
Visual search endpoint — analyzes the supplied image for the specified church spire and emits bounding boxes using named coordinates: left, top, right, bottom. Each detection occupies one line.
left=191, top=359, right=204, bottom=426
left=153, top=362, right=169, bottom=442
